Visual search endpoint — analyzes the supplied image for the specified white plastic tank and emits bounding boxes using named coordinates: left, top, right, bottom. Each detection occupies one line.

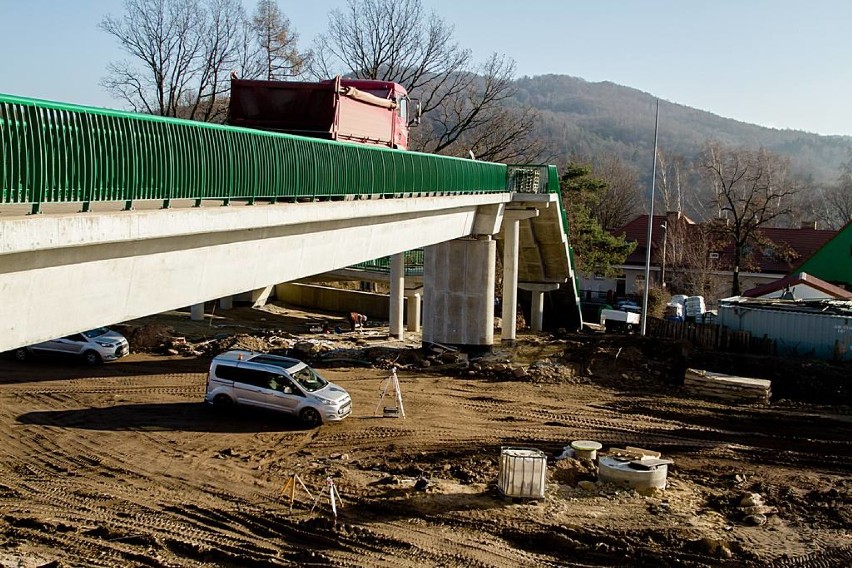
left=497, top=447, right=547, bottom=498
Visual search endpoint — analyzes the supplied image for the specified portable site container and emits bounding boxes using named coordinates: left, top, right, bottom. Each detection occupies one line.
left=497, top=447, right=547, bottom=499
left=718, top=300, right=852, bottom=361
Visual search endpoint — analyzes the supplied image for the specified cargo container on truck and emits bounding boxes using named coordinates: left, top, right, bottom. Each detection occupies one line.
left=228, top=75, right=420, bottom=150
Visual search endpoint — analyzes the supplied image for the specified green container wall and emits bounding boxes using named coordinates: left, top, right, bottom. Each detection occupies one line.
left=1, top=93, right=508, bottom=212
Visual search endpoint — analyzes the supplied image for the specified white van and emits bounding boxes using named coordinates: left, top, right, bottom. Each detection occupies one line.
left=204, top=350, right=352, bottom=426
left=14, top=328, right=129, bottom=365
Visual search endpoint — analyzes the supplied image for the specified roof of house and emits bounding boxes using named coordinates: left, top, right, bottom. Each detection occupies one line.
left=614, top=214, right=836, bottom=274
left=791, top=219, right=852, bottom=286
left=616, top=213, right=696, bottom=265
left=742, top=272, right=852, bottom=299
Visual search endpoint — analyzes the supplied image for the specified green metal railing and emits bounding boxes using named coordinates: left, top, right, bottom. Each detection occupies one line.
left=507, top=164, right=569, bottom=236
left=1, top=93, right=508, bottom=214
left=350, top=250, right=425, bottom=276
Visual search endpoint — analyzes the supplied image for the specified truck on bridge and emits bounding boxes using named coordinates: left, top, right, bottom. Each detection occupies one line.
left=228, top=75, right=420, bottom=150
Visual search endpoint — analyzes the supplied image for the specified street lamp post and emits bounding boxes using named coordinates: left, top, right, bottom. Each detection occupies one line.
left=660, top=221, right=668, bottom=288
left=640, top=100, right=660, bottom=336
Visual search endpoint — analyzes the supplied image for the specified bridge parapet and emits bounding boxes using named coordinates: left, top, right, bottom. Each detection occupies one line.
left=1, top=93, right=507, bottom=213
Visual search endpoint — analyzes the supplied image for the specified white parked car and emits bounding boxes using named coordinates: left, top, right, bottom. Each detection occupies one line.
left=205, top=350, right=352, bottom=426
left=14, top=328, right=130, bottom=365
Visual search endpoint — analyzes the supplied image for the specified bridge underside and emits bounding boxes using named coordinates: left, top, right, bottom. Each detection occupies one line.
left=0, top=195, right=518, bottom=351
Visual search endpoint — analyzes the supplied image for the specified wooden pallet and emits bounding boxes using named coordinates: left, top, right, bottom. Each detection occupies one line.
left=684, top=368, right=771, bottom=404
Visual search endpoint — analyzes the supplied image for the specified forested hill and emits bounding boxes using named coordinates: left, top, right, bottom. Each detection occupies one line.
left=515, top=74, right=852, bottom=184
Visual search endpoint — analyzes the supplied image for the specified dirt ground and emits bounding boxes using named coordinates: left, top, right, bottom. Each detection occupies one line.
left=1, top=304, right=850, bottom=567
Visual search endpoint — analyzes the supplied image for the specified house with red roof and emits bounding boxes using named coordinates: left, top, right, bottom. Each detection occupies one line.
left=577, top=212, right=837, bottom=306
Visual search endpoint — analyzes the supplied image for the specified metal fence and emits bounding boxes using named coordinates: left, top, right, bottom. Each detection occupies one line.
left=1, top=93, right=508, bottom=213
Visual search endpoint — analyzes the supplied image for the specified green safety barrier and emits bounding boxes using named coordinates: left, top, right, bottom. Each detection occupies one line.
left=0, top=93, right=508, bottom=214
left=0, top=94, right=574, bottom=284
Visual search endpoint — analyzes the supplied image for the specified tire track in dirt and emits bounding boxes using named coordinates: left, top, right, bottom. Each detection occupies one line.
left=1, top=376, right=300, bottom=565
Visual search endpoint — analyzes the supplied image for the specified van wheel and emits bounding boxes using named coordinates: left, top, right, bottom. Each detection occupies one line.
left=213, top=395, right=234, bottom=411
left=83, top=350, right=102, bottom=366
left=300, top=407, right=322, bottom=427
left=13, top=348, right=28, bottom=362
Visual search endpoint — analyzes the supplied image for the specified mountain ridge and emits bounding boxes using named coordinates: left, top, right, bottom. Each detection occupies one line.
left=515, top=74, right=852, bottom=185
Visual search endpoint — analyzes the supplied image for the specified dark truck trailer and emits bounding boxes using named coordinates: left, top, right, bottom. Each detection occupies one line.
left=227, top=75, right=418, bottom=150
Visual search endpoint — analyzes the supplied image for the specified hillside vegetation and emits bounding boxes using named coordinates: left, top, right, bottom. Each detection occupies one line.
left=515, top=74, right=852, bottom=186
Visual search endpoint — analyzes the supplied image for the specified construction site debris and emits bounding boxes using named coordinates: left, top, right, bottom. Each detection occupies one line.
left=685, top=368, right=772, bottom=404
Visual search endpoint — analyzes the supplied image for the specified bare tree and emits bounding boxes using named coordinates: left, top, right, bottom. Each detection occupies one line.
left=700, top=142, right=798, bottom=295
left=100, top=0, right=206, bottom=117
left=656, top=148, right=686, bottom=214
left=100, top=0, right=305, bottom=121
left=817, top=157, right=852, bottom=229
left=667, top=222, right=723, bottom=298
left=589, top=155, right=643, bottom=230
left=310, top=0, right=541, bottom=162
left=251, top=0, right=305, bottom=80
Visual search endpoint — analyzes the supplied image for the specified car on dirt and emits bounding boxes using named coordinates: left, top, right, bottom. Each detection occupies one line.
left=205, top=350, right=352, bottom=427
left=13, top=328, right=129, bottom=365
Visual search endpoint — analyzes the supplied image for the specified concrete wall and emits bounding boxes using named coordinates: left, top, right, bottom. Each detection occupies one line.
left=422, top=238, right=495, bottom=347
left=275, top=283, right=393, bottom=319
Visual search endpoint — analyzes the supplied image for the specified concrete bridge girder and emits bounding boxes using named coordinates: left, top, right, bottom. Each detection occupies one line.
left=0, top=194, right=513, bottom=352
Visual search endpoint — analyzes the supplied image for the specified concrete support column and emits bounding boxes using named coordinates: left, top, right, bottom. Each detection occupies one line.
left=423, top=237, right=495, bottom=348
left=250, top=285, right=274, bottom=308
left=519, top=283, right=561, bottom=332
left=190, top=303, right=205, bottom=321
left=389, top=253, right=405, bottom=340
left=500, top=209, right=539, bottom=343
left=531, top=290, right=545, bottom=331
left=219, top=296, right=233, bottom=310
left=501, top=219, right=520, bottom=342
left=406, top=292, right=421, bottom=332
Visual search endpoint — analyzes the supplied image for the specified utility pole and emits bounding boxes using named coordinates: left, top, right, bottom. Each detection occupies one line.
left=660, top=221, right=668, bottom=288
left=641, top=100, right=660, bottom=336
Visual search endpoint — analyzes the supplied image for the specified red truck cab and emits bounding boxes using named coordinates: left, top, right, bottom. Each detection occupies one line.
left=228, top=76, right=420, bottom=150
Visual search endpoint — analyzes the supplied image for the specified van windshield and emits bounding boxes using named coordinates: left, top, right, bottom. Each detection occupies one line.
left=290, top=365, right=328, bottom=392
left=82, top=328, right=111, bottom=339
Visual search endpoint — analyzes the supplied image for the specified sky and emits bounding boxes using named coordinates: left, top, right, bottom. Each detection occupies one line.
left=1, top=0, right=850, bottom=136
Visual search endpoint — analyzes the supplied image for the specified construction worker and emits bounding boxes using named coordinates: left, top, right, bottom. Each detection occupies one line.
left=347, top=312, right=368, bottom=332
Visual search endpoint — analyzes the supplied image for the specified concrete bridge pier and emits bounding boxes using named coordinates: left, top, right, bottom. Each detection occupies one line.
left=520, top=283, right=561, bottom=331
left=422, top=237, right=495, bottom=349
left=190, top=303, right=205, bottom=321
left=406, top=290, right=422, bottom=332
left=501, top=209, right=539, bottom=343
left=389, top=253, right=405, bottom=340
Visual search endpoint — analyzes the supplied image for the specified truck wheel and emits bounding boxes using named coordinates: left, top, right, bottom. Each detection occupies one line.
left=83, top=350, right=102, bottom=366
left=13, top=348, right=28, bottom=362
left=300, top=407, right=322, bottom=428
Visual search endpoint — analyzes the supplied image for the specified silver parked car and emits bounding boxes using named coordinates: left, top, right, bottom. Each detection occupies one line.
left=205, top=350, right=352, bottom=426
left=14, top=328, right=130, bottom=365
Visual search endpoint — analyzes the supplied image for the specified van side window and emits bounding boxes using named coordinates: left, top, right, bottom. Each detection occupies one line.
left=215, top=364, right=270, bottom=388
left=232, top=368, right=272, bottom=388
left=214, top=363, right=241, bottom=381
